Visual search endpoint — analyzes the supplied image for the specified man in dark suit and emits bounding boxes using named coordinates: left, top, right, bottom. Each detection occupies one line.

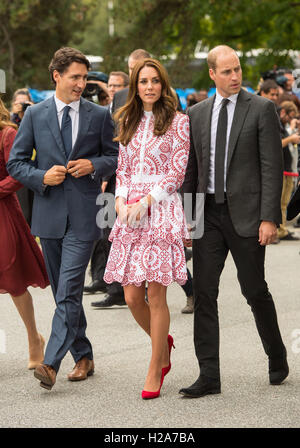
left=7, top=47, right=118, bottom=390
left=179, top=45, right=288, bottom=398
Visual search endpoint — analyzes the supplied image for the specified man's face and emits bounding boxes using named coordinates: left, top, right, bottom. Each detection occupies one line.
left=128, top=57, right=138, bottom=77
left=54, top=62, right=87, bottom=104
left=261, top=88, right=279, bottom=103
left=107, top=75, right=125, bottom=101
left=284, top=73, right=294, bottom=92
left=209, top=52, right=242, bottom=98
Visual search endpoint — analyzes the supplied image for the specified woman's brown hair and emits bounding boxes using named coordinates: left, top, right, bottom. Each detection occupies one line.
left=114, top=58, right=177, bottom=146
left=0, top=97, right=17, bottom=131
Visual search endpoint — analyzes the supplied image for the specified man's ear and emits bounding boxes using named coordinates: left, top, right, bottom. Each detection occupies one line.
left=53, top=70, right=60, bottom=84
left=209, top=68, right=215, bottom=83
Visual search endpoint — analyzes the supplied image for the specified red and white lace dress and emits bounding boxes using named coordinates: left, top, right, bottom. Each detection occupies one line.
left=103, top=111, right=190, bottom=287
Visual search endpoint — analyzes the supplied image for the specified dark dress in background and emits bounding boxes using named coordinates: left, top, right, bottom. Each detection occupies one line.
left=0, top=127, right=49, bottom=296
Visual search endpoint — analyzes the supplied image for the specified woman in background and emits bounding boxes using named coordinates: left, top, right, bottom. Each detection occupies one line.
left=0, top=97, right=49, bottom=369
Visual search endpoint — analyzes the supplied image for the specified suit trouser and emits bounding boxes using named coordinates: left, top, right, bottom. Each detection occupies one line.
left=193, top=195, right=286, bottom=380
left=90, top=225, right=124, bottom=297
left=40, top=222, right=94, bottom=373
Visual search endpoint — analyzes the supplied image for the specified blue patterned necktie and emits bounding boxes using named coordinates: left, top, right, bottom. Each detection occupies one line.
left=61, top=105, right=72, bottom=157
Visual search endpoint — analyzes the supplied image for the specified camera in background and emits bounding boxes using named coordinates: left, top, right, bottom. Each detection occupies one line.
left=82, top=71, right=109, bottom=103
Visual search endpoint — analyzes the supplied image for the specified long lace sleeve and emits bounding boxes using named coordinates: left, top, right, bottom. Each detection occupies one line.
left=115, top=142, right=131, bottom=199
left=0, top=127, right=23, bottom=199
left=150, top=114, right=190, bottom=202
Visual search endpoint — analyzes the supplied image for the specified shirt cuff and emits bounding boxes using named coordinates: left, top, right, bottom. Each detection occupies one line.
left=149, top=185, right=170, bottom=203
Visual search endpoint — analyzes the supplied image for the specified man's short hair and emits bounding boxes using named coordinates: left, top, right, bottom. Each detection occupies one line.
left=280, top=100, right=298, bottom=115
left=260, top=79, right=279, bottom=94
left=109, top=71, right=129, bottom=87
left=49, top=47, right=90, bottom=84
left=207, top=45, right=238, bottom=72
left=129, top=49, right=151, bottom=61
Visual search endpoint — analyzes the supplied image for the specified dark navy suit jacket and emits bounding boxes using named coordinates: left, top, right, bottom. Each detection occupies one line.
left=7, top=96, right=118, bottom=241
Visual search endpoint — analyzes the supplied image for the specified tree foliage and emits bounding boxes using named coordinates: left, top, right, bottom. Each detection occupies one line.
left=0, top=0, right=97, bottom=96
left=1, top=0, right=300, bottom=95
left=100, top=0, right=300, bottom=88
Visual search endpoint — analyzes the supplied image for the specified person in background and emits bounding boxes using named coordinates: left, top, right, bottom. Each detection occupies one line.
left=107, top=71, right=129, bottom=107
left=259, top=79, right=279, bottom=103
left=10, top=88, right=35, bottom=226
left=277, top=101, right=300, bottom=241
left=10, top=88, right=34, bottom=127
left=0, top=96, right=49, bottom=370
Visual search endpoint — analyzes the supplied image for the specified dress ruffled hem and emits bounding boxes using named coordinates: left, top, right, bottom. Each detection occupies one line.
left=103, top=271, right=187, bottom=287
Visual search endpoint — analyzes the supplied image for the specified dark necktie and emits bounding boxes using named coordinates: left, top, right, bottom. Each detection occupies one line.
left=215, top=98, right=229, bottom=204
left=61, top=105, right=72, bottom=157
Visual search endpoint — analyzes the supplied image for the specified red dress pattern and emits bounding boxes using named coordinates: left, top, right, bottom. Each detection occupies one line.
left=0, top=127, right=49, bottom=296
left=103, top=112, right=190, bottom=287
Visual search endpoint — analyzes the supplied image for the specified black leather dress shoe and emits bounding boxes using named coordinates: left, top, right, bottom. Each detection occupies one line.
left=91, top=294, right=126, bottom=308
left=179, top=375, right=221, bottom=398
left=269, top=355, right=289, bottom=385
left=84, top=280, right=108, bottom=294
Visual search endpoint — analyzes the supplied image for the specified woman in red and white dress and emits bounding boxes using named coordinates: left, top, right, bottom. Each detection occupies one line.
left=104, top=58, right=190, bottom=399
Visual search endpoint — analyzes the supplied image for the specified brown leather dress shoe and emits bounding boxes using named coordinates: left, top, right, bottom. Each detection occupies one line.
left=67, top=357, right=94, bottom=382
left=34, top=363, right=56, bottom=390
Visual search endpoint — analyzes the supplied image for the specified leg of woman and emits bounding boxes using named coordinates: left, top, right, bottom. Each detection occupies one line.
left=10, top=289, right=44, bottom=368
left=123, top=282, right=150, bottom=334
left=144, top=282, right=170, bottom=392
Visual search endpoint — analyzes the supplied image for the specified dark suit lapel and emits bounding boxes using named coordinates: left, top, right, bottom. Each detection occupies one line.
left=199, top=96, right=214, bottom=188
left=46, top=96, right=67, bottom=159
left=226, top=89, right=251, bottom=170
left=68, top=97, right=92, bottom=160
left=200, top=95, right=215, bottom=160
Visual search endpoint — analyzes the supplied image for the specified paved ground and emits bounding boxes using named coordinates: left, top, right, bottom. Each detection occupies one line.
left=0, top=223, right=299, bottom=429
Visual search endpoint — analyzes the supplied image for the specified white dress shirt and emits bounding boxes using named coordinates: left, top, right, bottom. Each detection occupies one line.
left=54, top=96, right=80, bottom=148
left=207, top=90, right=238, bottom=194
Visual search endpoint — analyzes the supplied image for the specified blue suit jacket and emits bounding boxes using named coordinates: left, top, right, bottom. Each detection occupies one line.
left=7, top=96, right=118, bottom=241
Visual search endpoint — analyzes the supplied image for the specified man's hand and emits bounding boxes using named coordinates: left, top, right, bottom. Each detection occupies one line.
left=258, top=221, right=277, bottom=246
left=183, top=224, right=193, bottom=247
left=67, top=159, right=94, bottom=178
left=289, top=133, right=300, bottom=145
left=101, top=181, right=108, bottom=193
left=43, top=165, right=67, bottom=186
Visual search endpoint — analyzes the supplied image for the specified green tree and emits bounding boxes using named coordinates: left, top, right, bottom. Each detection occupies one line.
left=100, top=0, right=300, bottom=88
left=0, top=0, right=97, bottom=97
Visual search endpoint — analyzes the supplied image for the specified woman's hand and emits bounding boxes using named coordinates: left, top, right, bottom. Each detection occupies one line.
left=115, top=197, right=128, bottom=224
left=127, top=201, right=147, bottom=226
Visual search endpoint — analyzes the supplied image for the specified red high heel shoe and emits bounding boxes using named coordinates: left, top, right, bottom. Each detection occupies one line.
left=142, top=371, right=165, bottom=400
left=162, top=334, right=175, bottom=377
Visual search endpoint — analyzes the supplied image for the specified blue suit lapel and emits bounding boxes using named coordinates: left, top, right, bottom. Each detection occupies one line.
left=68, top=97, right=92, bottom=160
left=46, top=96, right=67, bottom=159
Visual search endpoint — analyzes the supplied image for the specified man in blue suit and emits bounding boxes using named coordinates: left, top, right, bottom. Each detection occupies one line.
left=7, top=47, right=119, bottom=390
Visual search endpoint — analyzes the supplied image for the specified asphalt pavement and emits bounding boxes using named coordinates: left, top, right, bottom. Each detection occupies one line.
left=0, top=222, right=299, bottom=429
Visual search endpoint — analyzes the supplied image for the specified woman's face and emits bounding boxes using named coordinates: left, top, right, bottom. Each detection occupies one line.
left=137, top=65, right=162, bottom=111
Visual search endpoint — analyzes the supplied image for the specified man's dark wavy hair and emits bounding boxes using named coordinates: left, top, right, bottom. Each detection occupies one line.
left=48, top=47, right=90, bottom=84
